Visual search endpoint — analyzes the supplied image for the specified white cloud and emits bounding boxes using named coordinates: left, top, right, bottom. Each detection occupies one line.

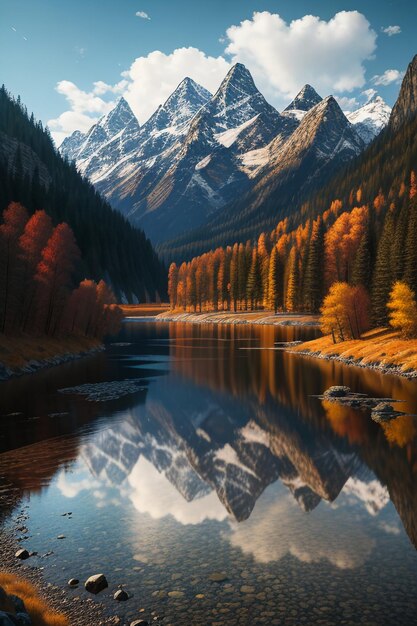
left=50, top=10, right=379, bottom=141
left=121, top=47, right=230, bottom=123
left=362, top=88, right=377, bottom=102
left=92, top=79, right=128, bottom=96
left=136, top=11, right=150, bottom=20
left=128, top=456, right=228, bottom=524
left=225, top=11, right=377, bottom=108
left=382, top=25, right=401, bottom=36
left=335, top=95, right=360, bottom=111
left=47, top=80, right=117, bottom=144
left=226, top=490, right=375, bottom=568
left=372, top=69, right=404, bottom=86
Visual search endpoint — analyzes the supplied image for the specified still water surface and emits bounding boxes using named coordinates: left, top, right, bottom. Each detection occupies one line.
left=1, top=320, right=417, bottom=625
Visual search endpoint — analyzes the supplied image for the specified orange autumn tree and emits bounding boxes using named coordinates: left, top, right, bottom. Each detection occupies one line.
left=19, top=209, right=53, bottom=331
left=168, top=262, right=179, bottom=310
left=34, top=222, right=81, bottom=334
left=324, top=206, right=368, bottom=287
left=320, top=282, right=370, bottom=343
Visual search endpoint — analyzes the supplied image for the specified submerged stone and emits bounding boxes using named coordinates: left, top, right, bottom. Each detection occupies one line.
left=85, top=574, right=108, bottom=594
left=323, top=386, right=351, bottom=398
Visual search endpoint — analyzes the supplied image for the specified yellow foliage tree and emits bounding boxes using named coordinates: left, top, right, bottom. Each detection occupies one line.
left=387, top=281, right=417, bottom=337
left=320, top=282, right=353, bottom=342
left=321, top=282, right=371, bottom=342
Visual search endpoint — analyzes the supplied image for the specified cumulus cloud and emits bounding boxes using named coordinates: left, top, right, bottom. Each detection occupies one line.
left=127, top=456, right=228, bottom=525
left=372, top=69, right=404, bottom=86
left=121, top=47, right=230, bottom=123
left=136, top=10, right=150, bottom=20
left=362, top=88, right=377, bottom=102
left=382, top=25, right=401, bottom=36
left=47, top=80, right=116, bottom=145
left=50, top=10, right=379, bottom=141
left=225, top=11, right=377, bottom=108
left=226, top=489, right=375, bottom=568
left=335, top=95, right=360, bottom=111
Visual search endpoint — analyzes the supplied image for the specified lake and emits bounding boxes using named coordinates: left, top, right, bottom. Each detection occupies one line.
left=1, top=320, right=417, bottom=626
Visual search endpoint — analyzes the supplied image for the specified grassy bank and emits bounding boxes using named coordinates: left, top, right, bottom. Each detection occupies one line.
left=0, top=334, right=102, bottom=379
left=291, top=328, right=417, bottom=378
left=120, top=303, right=169, bottom=317
left=156, top=310, right=319, bottom=326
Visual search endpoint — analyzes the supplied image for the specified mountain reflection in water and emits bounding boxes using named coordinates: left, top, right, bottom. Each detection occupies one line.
left=0, top=320, right=417, bottom=625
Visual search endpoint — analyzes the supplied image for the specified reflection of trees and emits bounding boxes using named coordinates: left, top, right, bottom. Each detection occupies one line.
left=166, top=322, right=417, bottom=549
left=381, top=416, right=417, bottom=448
left=322, top=400, right=369, bottom=445
left=0, top=352, right=148, bottom=454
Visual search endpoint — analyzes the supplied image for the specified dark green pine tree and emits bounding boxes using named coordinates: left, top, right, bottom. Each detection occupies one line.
left=303, top=216, right=325, bottom=313
left=237, top=242, right=248, bottom=310
left=371, top=209, right=395, bottom=325
left=404, top=177, right=417, bottom=293
left=352, top=219, right=372, bottom=289
left=391, top=199, right=409, bottom=281
left=246, top=247, right=262, bottom=310
left=229, top=243, right=239, bottom=312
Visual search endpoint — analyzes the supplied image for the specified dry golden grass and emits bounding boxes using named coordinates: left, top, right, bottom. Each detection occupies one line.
left=293, top=328, right=417, bottom=374
left=157, top=310, right=319, bottom=325
left=0, top=573, right=68, bottom=625
left=0, top=334, right=101, bottom=370
left=120, top=303, right=169, bottom=317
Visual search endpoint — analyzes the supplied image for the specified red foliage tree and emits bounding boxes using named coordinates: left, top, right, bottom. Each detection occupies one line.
left=35, top=223, right=80, bottom=335
left=18, top=210, right=53, bottom=330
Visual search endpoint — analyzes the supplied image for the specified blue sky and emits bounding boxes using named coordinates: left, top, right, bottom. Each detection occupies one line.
left=1, top=0, right=416, bottom=144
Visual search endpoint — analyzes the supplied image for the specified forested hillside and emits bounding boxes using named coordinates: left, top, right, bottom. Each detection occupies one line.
left=0, top=86, right=166, bottom=303
left=161, top=55, right=417, bottom=264
left=166, top=55, right=417, bottom=332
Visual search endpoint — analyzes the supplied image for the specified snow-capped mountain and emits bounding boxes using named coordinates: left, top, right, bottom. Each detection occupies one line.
left=184, top=95, right=365, bottom=248
left=347, top=94, right=391, bottom=145
left=282, top=84, right=323, bottom=122
left=126, top=63, right=292, bottom=240
left=60, top=65, right=388, bottom=245
left=80, top=375, right=363, bottom=522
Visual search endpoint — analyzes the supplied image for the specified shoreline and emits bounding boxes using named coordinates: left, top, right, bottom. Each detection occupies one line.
left=290, top=330, right=417, bottom=380
left=0, top=336, right=104, bottom=382
left=156, top=310, right=320, bottom=327
left=0, top=516, right=118, bottom=626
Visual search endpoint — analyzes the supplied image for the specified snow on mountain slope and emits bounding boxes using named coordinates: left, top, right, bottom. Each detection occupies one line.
left=347, top=94, right=391, bottom=144
left=285, top=84, right=323, bottom=112
left=214, top=114, right=260, bottom=148
left=59, top=71, right=377, bottom=246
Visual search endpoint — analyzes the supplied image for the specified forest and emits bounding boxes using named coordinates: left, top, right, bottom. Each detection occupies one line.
left=159, top=80, right=417, bottom=265
left=0, top=85, right=166, bottom=303
left=0, top=202, right=122, bottom=339
left=167, top=171, right=417, bottom=339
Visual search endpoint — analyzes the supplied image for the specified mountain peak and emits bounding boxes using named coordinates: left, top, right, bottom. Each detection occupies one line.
left=143, top=77, right=211, bottom=133
left=217, top=63, right=258, bottom=96
left=389, top=54, right=417, bottom=132
left=347, top=94, right=391, bottom=145
left=164, top=77, right=212, bottom=111
left=284, top=84, right=323, bottom=112
left=99, top=97, right=138, bottom=136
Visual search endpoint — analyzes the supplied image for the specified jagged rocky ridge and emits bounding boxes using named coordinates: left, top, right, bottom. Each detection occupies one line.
left=81, top=378, right=380, bottom=522
left=60, top=64, right=390, bottom=244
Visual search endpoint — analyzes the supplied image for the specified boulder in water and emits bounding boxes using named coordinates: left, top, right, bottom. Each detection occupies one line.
left=85, top=574, right=108, bottom=594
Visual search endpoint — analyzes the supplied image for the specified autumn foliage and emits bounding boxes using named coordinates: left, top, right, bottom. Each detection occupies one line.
left=0, top=572, right=68, bottom=626
left=168, top=171, right=417, bottom=346
left=0, top=202, right=122, bottom=339
left=387, top=281, right=417, bottom=338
